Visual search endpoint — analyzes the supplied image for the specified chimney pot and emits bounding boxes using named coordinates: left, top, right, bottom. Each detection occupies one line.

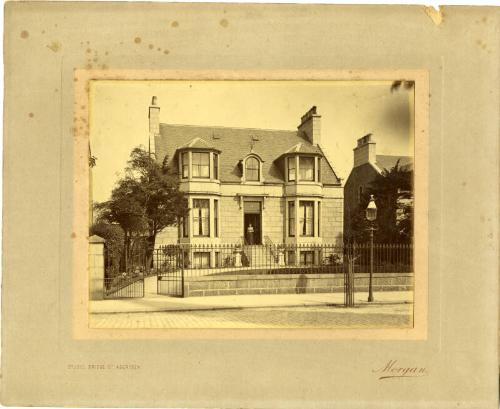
left=151, top=96, right=158, bottom=106
left=353, top=133, right=376, bottom=167
left=298, top=106, right=321, bottom=146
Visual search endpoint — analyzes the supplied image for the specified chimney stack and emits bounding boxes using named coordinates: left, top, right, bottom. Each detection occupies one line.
left=353, top=133, right=376, bottom=167
left=298, top=106, right=321, bottom=146
left=148, top=96, right=160, bottom=156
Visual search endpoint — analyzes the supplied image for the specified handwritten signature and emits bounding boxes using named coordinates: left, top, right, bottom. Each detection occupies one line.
left=373, top=360, right=428, bottom=380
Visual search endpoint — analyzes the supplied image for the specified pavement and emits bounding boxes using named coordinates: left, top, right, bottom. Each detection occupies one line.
left=90, top=276, right=413, bottom=314
left=90, top=303, right=413, bottom=329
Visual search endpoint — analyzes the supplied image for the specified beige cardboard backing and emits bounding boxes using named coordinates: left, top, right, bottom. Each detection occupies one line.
left=3, top=3, right=499, bottom=408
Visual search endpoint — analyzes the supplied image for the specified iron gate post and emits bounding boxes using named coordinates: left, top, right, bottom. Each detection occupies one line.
left=180, top=246, right=185, bottom=297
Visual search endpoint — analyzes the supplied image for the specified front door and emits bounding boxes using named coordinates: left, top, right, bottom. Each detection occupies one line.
left=244, top=201, right=262, bottom=245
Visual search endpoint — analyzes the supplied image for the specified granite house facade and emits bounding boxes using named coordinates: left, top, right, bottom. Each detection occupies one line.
left=343, top=133, right=413, bottom=240
left=148, top=98, right=344, bottom=266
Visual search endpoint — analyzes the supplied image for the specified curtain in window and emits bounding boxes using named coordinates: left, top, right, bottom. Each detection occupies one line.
left=192, top=152, right=210, bottom=178
left=193, top=199, right=210, bottom=236
left=181, top=152, right=189, bottom=178
left=299, top=157, right=315, bottom=181
left=299, top=201, right=314, bottom=236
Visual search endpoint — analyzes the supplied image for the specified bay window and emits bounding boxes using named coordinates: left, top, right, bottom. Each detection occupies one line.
left=193, top=199, right=210, bottom=237
left=214, top=199, right=219, bottom=237
left=299, top=157, right=315, bottom=181
left=299, top=201, right=314, bottom=237
left=213, top=153, right=219, bottom=180
left=288, top=201, right=295, bottom=237
left=192, top=152, right=210, bottom=178
left=288, top=157, right=296, bottom=181
left=181, top=152, right=189, bottom=179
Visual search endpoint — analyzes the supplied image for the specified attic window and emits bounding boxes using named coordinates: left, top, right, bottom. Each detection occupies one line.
left=299, top=157, right=315, bottom=181
left=245, top=157, right=260, bottom=181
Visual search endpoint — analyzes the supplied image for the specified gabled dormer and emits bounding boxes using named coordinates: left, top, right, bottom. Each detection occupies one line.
left=175, top=137, right=221, bottom=181
left=279, top=143, right=323, bottom=184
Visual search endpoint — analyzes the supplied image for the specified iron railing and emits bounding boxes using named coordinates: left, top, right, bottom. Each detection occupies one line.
left=103, top=275, right=144, bottom=299
left=153, top=243, right=413, bottom=279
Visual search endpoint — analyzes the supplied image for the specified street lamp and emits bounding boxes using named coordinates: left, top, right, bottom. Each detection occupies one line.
left=365, top=195, right=377, bottom=302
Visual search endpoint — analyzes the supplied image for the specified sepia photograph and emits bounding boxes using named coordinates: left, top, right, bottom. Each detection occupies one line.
left=3, top=3, right=498, bottom=407
left=88, top=79, right=416, bottom=329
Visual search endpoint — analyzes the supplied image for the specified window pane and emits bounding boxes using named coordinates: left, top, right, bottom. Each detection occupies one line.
left=299, top=157, right=315, bottom=181
left=214, top=154, right=219, bottom=179
left=317, top=202, right=321, bottom=237
left=192, top=153, right=210, bottom=178
left=214, top=200, right=219, bottom=237
left=288, top=157, right=296, bottom=181
left=193, top=199, right=210, bottom=236
left=245, top=157, right=259, bottom=181
left=288, top=201, right=295, bottom=237
left=181, top=152, right=189, bottom=178
left=193, top=252, right=210, bottom=268
left=299, top=201, right=314, bottom=237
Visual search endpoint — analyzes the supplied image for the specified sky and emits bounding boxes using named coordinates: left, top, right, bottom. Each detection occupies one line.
left=90, top=80, right=414, bottom=203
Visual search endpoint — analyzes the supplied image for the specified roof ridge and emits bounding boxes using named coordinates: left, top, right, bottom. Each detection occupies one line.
left=160, top=122, right=297, bottom=133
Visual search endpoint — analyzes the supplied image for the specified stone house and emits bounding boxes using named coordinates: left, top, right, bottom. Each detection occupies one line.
left=149, top=98, right=344, bottom=267
left=343, top=133, right=413, bottom=240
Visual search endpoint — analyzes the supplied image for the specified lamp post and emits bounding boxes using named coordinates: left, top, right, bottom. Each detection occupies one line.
left=365, top=195, right=377, bottom=302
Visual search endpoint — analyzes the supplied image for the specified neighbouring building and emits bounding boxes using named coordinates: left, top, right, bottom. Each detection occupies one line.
left=343, top=133, right=413, bottom=240
left=149, top=97, right=344, bottom=266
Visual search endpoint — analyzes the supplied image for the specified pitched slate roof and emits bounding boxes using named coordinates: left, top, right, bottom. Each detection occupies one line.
left=375, top=155, right=413, bottom=172
left=155, top=123, right=341, bottom=185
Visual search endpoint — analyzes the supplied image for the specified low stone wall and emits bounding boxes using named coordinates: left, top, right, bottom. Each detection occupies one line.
left=184, top=272, right=413, bottom=297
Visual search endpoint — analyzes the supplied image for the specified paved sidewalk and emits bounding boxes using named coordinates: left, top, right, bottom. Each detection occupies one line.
left=90, top=284, right=413, bottom=314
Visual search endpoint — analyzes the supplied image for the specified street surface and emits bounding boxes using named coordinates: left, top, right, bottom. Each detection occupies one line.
left=90, top=303, right=412, bottom=329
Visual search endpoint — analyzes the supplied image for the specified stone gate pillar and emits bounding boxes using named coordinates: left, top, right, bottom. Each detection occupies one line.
left=89, top=235, right=106, bottom=300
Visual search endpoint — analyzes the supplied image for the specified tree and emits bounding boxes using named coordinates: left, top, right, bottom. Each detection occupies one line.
left=94, top=177, right=146, bottom=272
left=348, top=160, right=413, bottom=244
left=369, top=160, right=413, bottom=243
left=95, top=146, right=189, bottom=272
left=127, top=147, right=189, bottom=271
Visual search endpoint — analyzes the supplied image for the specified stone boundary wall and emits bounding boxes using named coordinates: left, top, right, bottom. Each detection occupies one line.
left=184, top=272, right=413, bottom=297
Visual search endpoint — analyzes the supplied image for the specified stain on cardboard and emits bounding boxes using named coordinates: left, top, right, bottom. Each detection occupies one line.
left=148, top=44, right=154, bottom=49
left=20, top=30, right=29, bottom=39
left=164, top=50, right=170, bottom=55
left=134, top=37, right=142, bottom=44
left=171, top=21, right=179, bottom=28
left=47, top=41, right=62, bottom=52
left=220, top=19, right=229, bottom=28
left=28, top=112, right=34, bottom=118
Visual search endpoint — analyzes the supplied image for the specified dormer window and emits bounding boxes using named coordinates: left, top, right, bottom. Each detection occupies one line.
left=181, top=152, right=189, bottom=179
left=213, top=153, right=219, bottom=180
left=241, top=153, right=264, bottom=183
left=245, top=157, right=260, bottom=181
left=287, top=157, right=296, bottom=181
left=176, top=138, right=221, bottom=181
left=285, top=154, right=321, bottom=183
left=299, top=157, right=315, bottom=181
left=192, top=152, right=210, bottom=178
